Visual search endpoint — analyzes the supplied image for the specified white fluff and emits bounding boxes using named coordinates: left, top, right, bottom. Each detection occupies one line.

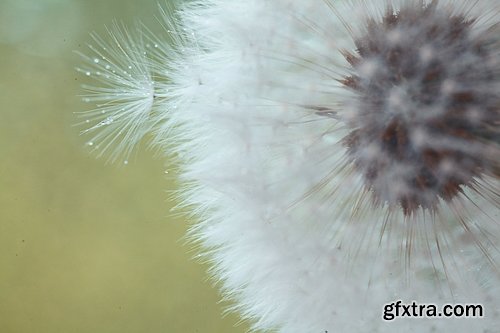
left=80, top=1, right=499, bottom=332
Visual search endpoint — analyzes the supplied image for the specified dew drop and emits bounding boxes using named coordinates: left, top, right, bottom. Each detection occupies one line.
left=95, top=116, right=114, bottom=128
left=85, top=71, right=91, bottom=76
left=93, top=58, right=100, bottom=64
left=123, top=160, right=128, bottom=165
left=87, top=141, right=94, bottom=146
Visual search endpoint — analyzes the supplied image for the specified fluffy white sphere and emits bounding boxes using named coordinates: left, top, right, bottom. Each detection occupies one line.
left=80, top=1, right=499, bottom=332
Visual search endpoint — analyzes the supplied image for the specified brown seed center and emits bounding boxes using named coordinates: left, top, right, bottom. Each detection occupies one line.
left=339, top=2, right=499, bottom=215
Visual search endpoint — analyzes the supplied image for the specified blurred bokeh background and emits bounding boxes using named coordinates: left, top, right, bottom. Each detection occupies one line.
left=0, top=1, right=246, bottom=332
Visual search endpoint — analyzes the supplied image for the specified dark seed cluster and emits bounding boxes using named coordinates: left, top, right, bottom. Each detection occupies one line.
left=339, top=2, right=499, bottom=215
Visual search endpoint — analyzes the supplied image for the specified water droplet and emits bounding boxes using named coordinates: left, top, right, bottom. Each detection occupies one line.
left=93, top=58, right=100, bottom=64
left=105, top=64, right=111, bottom=70
left=87, top=141, right=94, bottom=146
left=128, top=65, right=132, bottom=70
left=85, top=71, right=91, bottom=76
left=96, top=116, right=114, bottom=127
left=123, top=160, right=128, bottom=165
left=85, top=119, right=90, bottom=123
left=154, top=44, right=158, bottom=48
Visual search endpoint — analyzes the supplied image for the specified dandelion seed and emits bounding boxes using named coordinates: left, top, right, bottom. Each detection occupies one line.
left=76, top=22, right=171, bottom=162
left=78, top=1, right=499, bottom=332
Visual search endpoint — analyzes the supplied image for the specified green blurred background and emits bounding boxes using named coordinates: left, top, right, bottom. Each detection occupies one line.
left=0, top=1, right=246, bottom=332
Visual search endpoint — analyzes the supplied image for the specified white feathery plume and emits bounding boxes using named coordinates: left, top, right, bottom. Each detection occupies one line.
left=78, top=1, right=499, bottom=332
left=76, top=22, right=168, bottom=162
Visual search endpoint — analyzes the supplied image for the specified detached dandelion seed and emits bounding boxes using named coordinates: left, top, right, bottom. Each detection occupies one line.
left=76, top=22, right=166, bottom=162
left=78, top=1, right=499, bottom=332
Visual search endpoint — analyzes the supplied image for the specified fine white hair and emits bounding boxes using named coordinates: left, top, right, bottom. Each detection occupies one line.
left=79, top=1, right=499, bottom=331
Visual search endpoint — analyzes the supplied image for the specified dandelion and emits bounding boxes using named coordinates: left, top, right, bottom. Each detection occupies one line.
left=79, top=0, right=499, bottom=332
left=76, top=22, right=166, bottom=162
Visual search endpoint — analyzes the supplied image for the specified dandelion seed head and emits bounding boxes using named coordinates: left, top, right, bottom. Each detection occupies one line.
left=77, top=0, right=500, bottom=332
left=339, top=1, right=500, bottom=215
